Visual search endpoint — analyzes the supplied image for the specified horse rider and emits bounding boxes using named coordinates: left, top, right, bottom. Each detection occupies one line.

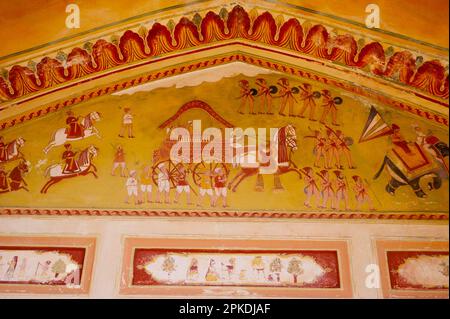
left=65, top=111, right=84, bottom=139
left=62, top=143, right=80, bottom=174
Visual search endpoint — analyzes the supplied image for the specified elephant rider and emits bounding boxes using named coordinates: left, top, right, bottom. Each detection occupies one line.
left=65, top=111, right=84, bottom=139
left=62, top=143, right=80, bottom=174
left=0, top=136, right=7, bottom=162
left=0, top=164, right=8, bottom=191
left=390, top=124, right=411, bottom=154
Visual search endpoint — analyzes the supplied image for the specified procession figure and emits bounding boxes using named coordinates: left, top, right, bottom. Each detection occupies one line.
left=205, top=259, right=219, bottom=282
left=111, top=145, right=128, bottom=177
left=318, top=170, right=335, bottom=209
left=125, top=170, right=139, bottom=205
left=187, top=258, right=199, bottom=281
left=269, top=257, right=282, bottom=283
left=252, top=256, right=265, bottom=280
left=65, top=111, right=84, bottom=139
left=17, top=258, right=27, bottom=280
left=334, top=170, right=349, bottom=210
left=335, top=130, right=356, bottom=169
left=298, top=83, right=317, bottom=120
left=0, top=136, right=6, bottom=162
left=325, top=129, right=340, bottom=169
left=119, top=107, right=135, bottom=138
left=156, top=162, right=170, bottom=204
left=62, top=143, right=80, bottom=174
left=212, top=167, right=228, bottom=208
left=352, top=175, right=375, bottom=211
left=278, top=78, right=296, bottom=117
left=174, top=165, right=191, bottom=205
left=255, top=78, right=273, bottom=114
left=319, top=90, right=339, bottom=126
left=35, top=260, right=52, bottom=280
left=237, top=80, right=255, bottom=114
left=0, top=164, right=8, bottom=191
left=196, top=169, right=213, bottom=207
left=223, top=258, right=236, bottom=280
left=5, top=256, right=18, bottom=280
left=305, top=130, right=328, bottom=168
left=139, top=165, right=153, bottom=204
left=302, top=167, right=321, bottom=208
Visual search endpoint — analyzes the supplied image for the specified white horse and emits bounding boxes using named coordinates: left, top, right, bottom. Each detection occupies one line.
left=43, top=111, right=101, bottom=154
left=0, top=137, right=25, bottom=163
left=231, top=125, right=298, bottom=173
left=228, top=124, right=302, bottom=192
left=41, top=145, right=98, bottom=193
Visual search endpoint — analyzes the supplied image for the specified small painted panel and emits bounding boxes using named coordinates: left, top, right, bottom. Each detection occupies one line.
left=377, top=240, right=449, bottom=298
left=387, top=251, right=449, bottom=290
left=121, top=238, right=352, bottom=297
left=132, top=249, right=340, bottom=288
left=0, top=236, right=95, bottom=294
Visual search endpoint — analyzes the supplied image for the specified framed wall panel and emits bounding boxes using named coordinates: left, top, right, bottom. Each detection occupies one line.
left=0, top=236, right=96, bottom=295
left=120, top=237, right=352, bottom=298
left=376, top=240, right=449, bottom=298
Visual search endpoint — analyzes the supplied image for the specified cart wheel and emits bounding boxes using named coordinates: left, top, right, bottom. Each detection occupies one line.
left=192, top=162, right=229, bottom=187
left=152, top=159, right=179, bottom=189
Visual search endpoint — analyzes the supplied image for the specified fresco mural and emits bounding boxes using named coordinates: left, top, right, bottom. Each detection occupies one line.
left=376, top=240, right=449, bottom=298
left=132, top=249, right=340, bottom=288
left=386, top=251, right=449, bottom=290
left=0, top=236, right=95, bottom=294
left=0, top=0, right=447, bottom=300
left=0, top=66, right=448, bottom=219
left=0, top=247, right=84, bottom=286
left=120, top=238, right=352, bottom=297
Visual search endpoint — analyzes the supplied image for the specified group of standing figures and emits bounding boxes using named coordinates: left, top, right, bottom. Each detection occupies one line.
left=238, top=78, right=343, bottom=126
left=112, top=144, right=230, bottom=208
left=301, top=168, right=375, bottom=211
left=304, top=126, right=356, bottom=170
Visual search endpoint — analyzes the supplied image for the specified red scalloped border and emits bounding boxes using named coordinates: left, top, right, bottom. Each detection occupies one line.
left=0, top=5, right=448, bottom=106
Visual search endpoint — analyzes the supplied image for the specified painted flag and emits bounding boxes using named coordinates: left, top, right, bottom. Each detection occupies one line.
left=359, top=106, right=393, bottom=143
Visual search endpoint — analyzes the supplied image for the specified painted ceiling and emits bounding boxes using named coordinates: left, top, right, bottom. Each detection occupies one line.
left=0, top=0, right=448, bottom=221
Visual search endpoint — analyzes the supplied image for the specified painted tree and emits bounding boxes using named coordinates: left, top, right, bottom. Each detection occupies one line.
left=162, top=255, right=176, bottom=280
left=52, top=259, right=67, bottom=278
left=287, top=258, right=303, bottom=284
